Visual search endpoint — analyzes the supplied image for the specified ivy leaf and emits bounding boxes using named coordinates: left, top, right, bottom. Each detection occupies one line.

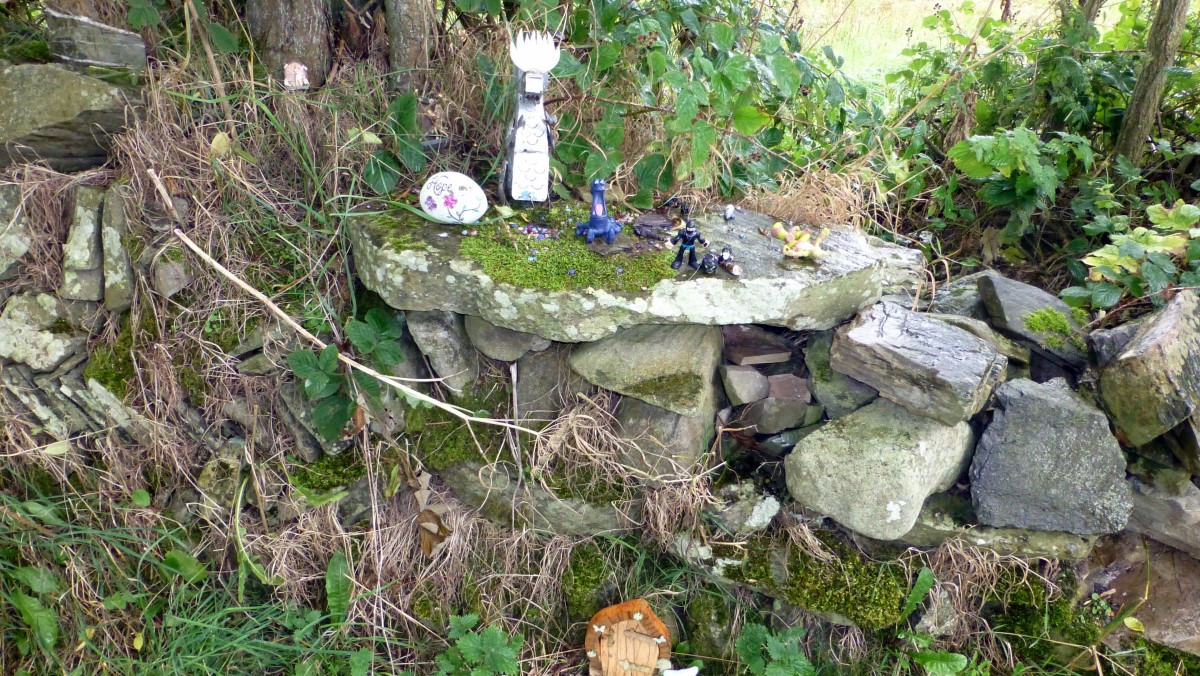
left=159, top=549, right=209, bottom=584
left=11, top=592, right=58, bottom=651
left=326, top=551, right=352, bottom=625
left=288, top=350, right=323, bottom=381
left=11, top=567, right=62, bottom=595
left=312, top=395, right=355, bottom=441
left=732, top=106, right=771, bottom=135
left=205, top=23, right=239, bottom=54
left=363, top=150, right=403, bottom=195
left=345, top=320, right=380, bottom=355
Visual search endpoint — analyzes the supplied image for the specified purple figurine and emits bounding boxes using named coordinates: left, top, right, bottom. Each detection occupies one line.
left=671, top=218, right=709, bottom=269
left=576, top=178, right=622, bottom=245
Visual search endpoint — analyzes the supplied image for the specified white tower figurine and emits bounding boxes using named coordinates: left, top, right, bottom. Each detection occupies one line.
left=505, top=31, right=560, bottom=203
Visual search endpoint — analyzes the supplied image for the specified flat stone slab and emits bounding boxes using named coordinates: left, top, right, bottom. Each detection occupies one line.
left=45, top=9, right=147, bottom=71
left=831, top=302, right=1007, bottom=425
left=348, top=209, right=924, bottom=342
left=0, top=293, right=86, bottom=372
left=0, top=183, right=30, bottom=281
left=59, top=186, right=104, bottom=302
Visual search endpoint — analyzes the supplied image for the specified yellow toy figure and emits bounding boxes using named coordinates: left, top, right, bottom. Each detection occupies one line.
left=769, top=221, right=830, bottom=259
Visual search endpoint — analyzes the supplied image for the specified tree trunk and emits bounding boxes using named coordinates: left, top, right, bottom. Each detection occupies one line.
left=385, top=0, right=435, bottom=93
left=1113, top=0, right=1191, bottom=165
left=246, top=0, right=332, bottom=87
left=1080, top=0, right=1104, bottom=23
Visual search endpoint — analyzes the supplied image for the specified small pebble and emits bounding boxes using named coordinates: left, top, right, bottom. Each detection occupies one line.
left=616, top=267, right=624, bottom=274
left=528, top=256, right=537, bottom=262
left=438, top=232, right=449, bottom=238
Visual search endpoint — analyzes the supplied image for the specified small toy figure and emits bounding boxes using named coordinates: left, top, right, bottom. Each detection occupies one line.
left=701, top=250, right=718, bottom=273
left=576, top=178, right=622, bottom=244
left=768, top=221, right=831, bottom=259
left=718, top=247, right=743, bottom=277
left=671, top=219, right=709, bottom=269
left=722, top=204, right=738, bottom=221
left=504, top=32, right=560, bottom=203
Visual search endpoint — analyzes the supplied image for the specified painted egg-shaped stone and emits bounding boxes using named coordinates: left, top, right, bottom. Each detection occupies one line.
left=418, top=171, right=488, bottom=224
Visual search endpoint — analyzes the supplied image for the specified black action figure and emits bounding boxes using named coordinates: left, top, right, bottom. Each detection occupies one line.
left=671, top=219, right=709, bottom=270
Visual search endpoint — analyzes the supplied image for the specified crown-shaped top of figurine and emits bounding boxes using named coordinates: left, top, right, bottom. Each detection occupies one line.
left=509, top=31, right=560, bottom=74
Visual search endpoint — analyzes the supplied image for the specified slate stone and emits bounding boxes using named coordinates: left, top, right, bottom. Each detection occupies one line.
left=710, top=482, right=781, bottom=534
left=785, top=398, right=974, bottom=540
left=150, top=257, right=190, bottom=299
left=1124, top=476, right=1200, bottom=560
left=0, top=293, right=86, bottom=371
left=803, top=330, right=876, bottom=419
left=970, top=379, right=1131, bottom=535
left=463, top=314, right=549, bottom=362
left=1089, top=319, right=1144, bottom=368
left=1099, top=291, right=1200, bottom=446
left=928, top=312, right=1030, bottom=364
left=719, top=365, right=768, bottom=406
left=831, top=302, right=1007, bottom=425
left=0, top=183, right=31, bottom=281
left=742, top=397, right=811, bottom=435
left=44, top=9, right=147, bottom=71
left=895, top=494, right=1096, bottom=560
left=767, top=373, right=810, bottom=401
left=348, top=209, right=925, bottom=342
left=758, top=419, right=824, bottom=456
left=977, top=271, right=1088, bottom=369
left=615, top=395, right=714, bottom=478
left=0, top=63, right=139, bottom=171
left=929, top=271, right=990, bottom=320
left=570, top=324, right=721, bottom=417
left=101, top=188, right=134, bottom=312
left=515, top=342, right=591, bottom=422
left=58, top=186, right=104, bottom=301
left=723, top=325, right=792, bottom=365
left=405, top=310, right=478, bottom=396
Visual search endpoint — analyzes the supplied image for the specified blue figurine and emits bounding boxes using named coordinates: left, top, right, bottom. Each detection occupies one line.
left=576, top=179, right=622, bottom=245
left=671, top=218, right=709, bottom=269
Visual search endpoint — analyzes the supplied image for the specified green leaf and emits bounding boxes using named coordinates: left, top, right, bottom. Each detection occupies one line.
left=11, top=592, right=57, bottom=651
left=912, top=650, right=969, bottom=675
left=365, top=308, right=404, bottom=339
left=304, top=371, right=341, bottom=400
left=769, top=53, right=800, bottom=96
left=318, top=345, right=340, bottom=373
left=312, top=395, right=355, bottom=441
left=363, top=150, right=403, bottom=195
left=1142, top=262, right=1171, bottom=293
left=634, top=153, right=672, bottom=192
left=159, top=549, right=209, bottom=584
left=947, top=141, right=995, bottom=179
left=205, top=22, right=239, bottom=54
left=345, top=320, right=380, bottom=354
left=352, top=370, right=383, bottom=402
left=595, top=108, right=625, bottom=152
left=690, top=122, right=717, bottom=172
left=350, top=648, right=373, bottom=676
left=102, top=591, right=138, bottom=611
left=396, top=137, right=428, bottom=173
left=735, top=624, right=770, bottom=673
left=825, top=77, right=845, bottom=106
left=1060, top=286, right=1093, bottom=307
left=709, top=23, right=735, bottom=52
left=1124, top=616, right=1146, bottom=633
left=326, top=551, right=352, bottom=625
left=10, top=567, right=61, bottom=595
left=449, top=614, right=480, bottom=640
left=387, top=93, right=420, bottom=136
left=127, top=1, right=161, bottom=29
left=595, top=42, right=622, bottom=72
left=371, top=340, right=405, bottom=368
left=1092, top=282, right=1124, bottom=308
left=288, top=350, right=323, bottom=381
left=902, top=567, right=936, bottom=619
left=131, top=489, right=152, bottom=508
left=293, top=484, right=350, bottom=507
left=1146, top=201, right=1200, bottom=231
left=732, top=106, right=771, bottom=135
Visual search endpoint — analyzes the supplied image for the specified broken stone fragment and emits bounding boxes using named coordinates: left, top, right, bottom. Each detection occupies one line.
left=831, top=302, right=1006, bottom=425
left=719, top=364, right=769, bottom=407
left=741, top=397, right=811, bottom=435
left=0, top=183, right=31, bottom=281
left=44, top=9, right=147, bottom=71
left=151, top=256, right=191, bottom=299
left=405, top=310, right=478, bottom=396
left=977, top=271, right=1088, bottom=369
left=723, top=324, right=792, bottom=365
left=803, top=330, right=876, bottom=420
left=463, top=314, right=549, bottom=362
left=101, top=188, right=134, bottom=312
left=0, top=293, right=86, bottom=372
left=58, top=186, right=105, bottom=302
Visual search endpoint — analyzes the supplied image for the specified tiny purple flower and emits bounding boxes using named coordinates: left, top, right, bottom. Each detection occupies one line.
left=568, top=269, right=576, bottom=275
left=425, top=196, right=437, bottom=211
left=443, top=193, right=458, bottom=209
left=616, top=267, right=624, bottom=274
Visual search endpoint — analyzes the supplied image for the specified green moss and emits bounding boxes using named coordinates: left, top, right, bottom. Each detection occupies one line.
left=0, top=38, right=50, bottom=62
left=46, top=318, right=74, bottom=335
left=388, top=231, right=429, bottom=252
left=989, top=570, right=1100, bottom=667
left=1024, top=307, right=1086, bottom=351
left=1134, top=638, right=1200, bottom=675
left=404, top=388, right=510, bottom=471
left=83, top=317, right=137, bottom=400
left=162, top=245, right=186, bottom=262
left=290, top=451, right=367, bottom=492
left=544, top=464, right=627, bottom=504
left=624, top=373, right=702, bottom=406
left=717, top=533, right=904, bottom=631
left=176, top=363, right=209, bottom=408
left=562, top=542, right=612, bottom=623
left=685, top=586, right=735, bottom=659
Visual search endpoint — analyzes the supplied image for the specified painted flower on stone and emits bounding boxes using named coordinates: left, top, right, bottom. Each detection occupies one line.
left=443, top=193, right=458, bottom=209
left=425, top=196, right=437, bottom=211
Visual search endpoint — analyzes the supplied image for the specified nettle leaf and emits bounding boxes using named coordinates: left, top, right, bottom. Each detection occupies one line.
left=205, top=23, right=239, bottom=54
left=732, top=106, right=771, bottom=135
left=11, top=591, right=58, bottom=651
left=449, top=614, right=481, bottom=640
left=345, top=320, right=380, bottom=354
left=288, top=350, right=323, bottom=381
left=326, top=551, right=352, bottom=625
left=11, top=567, right=62, bottom=595
left=159, top=549, right=209, bottom=584
left=312, top=395, right=355, bottom=441
left=350, top=648, right=373, bottom=676
left=363, top=150, right=403, bottom=195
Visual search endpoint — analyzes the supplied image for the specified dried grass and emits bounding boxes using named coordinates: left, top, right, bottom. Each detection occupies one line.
left=741, top=167, right=867, bottom=229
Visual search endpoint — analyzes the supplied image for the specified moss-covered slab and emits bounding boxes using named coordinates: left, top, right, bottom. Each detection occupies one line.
left=347, top=208, right=924, bottom=343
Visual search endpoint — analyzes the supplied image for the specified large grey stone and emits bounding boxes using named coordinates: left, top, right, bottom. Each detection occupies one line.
left=348, top=209, right=925, bottom=342
left=741, top=397, right=811, bottom=435
left=894, top=494, right=1096, bottom=559
left=515, top=342, right=591, bottom=422
left=970, top=379, right=1131, bottom=535
left=58, top=186, right=104, bottom=302
left=570, top=324, right=721, bottom=417
left=44, top=9, right=147, bottom=70
left=977, top=271, right=1088, bottom=369
left=1099, top=291, right=1200, bottom=446
left=785, top=398, right=974, bottom=540
left=0, top=183, right=30, bottom=280
left=928, top=313, right=1030, bottom=364
left=1125, top=476, right=1200, bottom=560
left=929, top=271, right=989, bottom=320
left=0, top=63, right=138, bottom=171
left=615, top=395, right=714, bottom=478
left=405, top=310, right=478, bottom=396
left=1089, top=318, right=1144, bottom=368
left=151, top=257, right=190, bottom=299
left=830, top=302, right=1007, bottom=425
left=0, top=293, right=86, bottom=371
left=720, top=365, right=769, bottom=406
left=463, top=314, right=549, bottom=362
left=101, top=188, right=134, bottom=312
left=804, top=330, right=876, bottom=419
